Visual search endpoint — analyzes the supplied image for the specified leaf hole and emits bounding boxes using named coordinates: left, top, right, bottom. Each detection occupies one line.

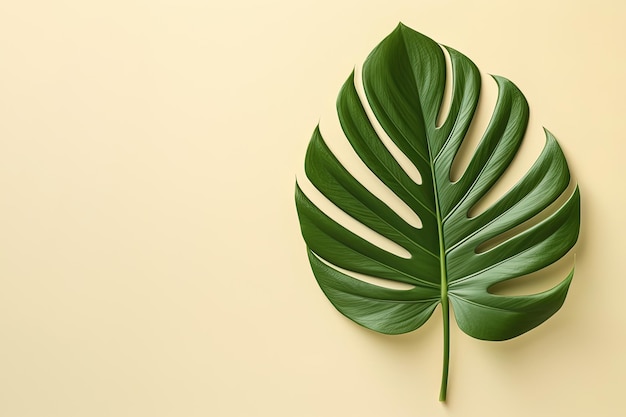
left=467, top=117, right=547, bottom=219
left=317, top=114, right=423, bottom=230
left=314, top=253, right=417, bottom=290
left=296, top=169, right=413, bottom=259
left=488, top=253, right=575, bottom=296
left=474, top=179, right=578, bottom=254
left=449, top=71, right=499, bottom=182
left=353, top=65, right=423, bottom=187
left=435, top=45, right=453, bottom=128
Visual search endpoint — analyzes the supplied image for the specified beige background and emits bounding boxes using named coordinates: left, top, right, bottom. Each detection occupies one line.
left=0, top=0, right=624, bottom=416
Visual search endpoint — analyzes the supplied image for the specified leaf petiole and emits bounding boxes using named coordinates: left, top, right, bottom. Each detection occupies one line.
left=439, top=298, right=450, bottom=402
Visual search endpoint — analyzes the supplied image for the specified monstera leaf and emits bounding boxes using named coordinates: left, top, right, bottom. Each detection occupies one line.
left=295, top=23, right=580, bottom=401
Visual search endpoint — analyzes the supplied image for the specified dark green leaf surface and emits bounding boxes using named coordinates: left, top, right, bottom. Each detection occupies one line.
left=295, top=23, right=580, bottom=401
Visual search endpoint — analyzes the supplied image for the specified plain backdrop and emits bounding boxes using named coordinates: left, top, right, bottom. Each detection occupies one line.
left=0, top=1, right=624, bottom=416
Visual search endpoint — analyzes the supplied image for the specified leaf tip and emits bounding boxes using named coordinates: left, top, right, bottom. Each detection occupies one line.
left=394, top=21, right=413, bottom=37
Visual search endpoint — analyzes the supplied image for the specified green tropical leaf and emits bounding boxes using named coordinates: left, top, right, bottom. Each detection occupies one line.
left=295, top=23, right=580, bottom=401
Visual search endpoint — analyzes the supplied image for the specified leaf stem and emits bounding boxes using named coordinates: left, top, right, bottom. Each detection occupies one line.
left=429, top=143, right=449, bottom=401
left=439, top=294, right=450, bottom=402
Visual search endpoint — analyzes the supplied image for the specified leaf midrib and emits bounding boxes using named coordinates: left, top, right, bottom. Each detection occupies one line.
left=396, top=28, right=447, bottom=298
